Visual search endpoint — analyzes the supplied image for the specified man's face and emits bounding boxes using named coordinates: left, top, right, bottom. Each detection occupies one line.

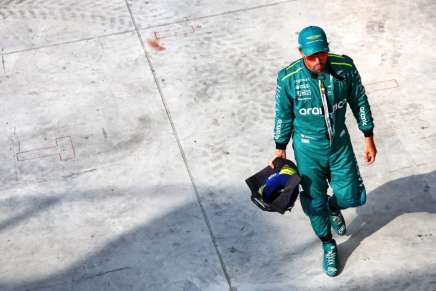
left=300, top=50, right=328, bottom=74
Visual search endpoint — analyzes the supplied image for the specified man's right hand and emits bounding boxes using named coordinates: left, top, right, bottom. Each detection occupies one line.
left=269, top=149, right=286, bottom=168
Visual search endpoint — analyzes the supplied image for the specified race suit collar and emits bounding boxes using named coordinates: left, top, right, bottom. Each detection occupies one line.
left=302, top=60, right=345, bottom=81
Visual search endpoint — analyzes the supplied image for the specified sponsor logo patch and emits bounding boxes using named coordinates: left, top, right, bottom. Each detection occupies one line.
left=298, top=98, right=347, bottom=116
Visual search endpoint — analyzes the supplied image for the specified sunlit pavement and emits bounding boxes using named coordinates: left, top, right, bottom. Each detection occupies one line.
left=0, top=1, right=435, bottom=290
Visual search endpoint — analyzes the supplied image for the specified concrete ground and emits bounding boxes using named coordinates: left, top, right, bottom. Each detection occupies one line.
left=1, top=0, right=436, bottom=290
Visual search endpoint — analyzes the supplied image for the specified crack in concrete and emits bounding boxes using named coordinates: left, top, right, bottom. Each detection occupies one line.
left=1, top=48, right=5, bottom=73
left=74, top=266, right=132, bottom=283
left=9, top=126, right=20, bottom=182
left=62, top=168, right=97, bottom=179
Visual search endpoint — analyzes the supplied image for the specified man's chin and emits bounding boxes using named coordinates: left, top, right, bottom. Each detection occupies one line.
left=312, top=66, right=325, bottom=74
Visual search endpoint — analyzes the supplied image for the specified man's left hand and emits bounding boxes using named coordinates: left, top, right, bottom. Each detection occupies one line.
left=364, top=136, right=377, bottom=165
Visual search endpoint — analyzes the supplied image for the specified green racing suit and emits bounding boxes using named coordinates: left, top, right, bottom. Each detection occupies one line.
left=273, top=53, right=374, bottom=238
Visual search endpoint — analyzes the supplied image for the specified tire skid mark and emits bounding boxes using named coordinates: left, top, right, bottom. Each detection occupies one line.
left=0, top=1, right=132, bottom=32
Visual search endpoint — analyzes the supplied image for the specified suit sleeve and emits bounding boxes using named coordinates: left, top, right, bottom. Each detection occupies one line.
left=273, top=72, right=294, bottom=149
left=347, top=63, right=374, bottom=137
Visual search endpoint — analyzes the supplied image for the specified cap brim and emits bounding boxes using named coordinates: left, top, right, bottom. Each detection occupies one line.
left=302, top=44, right=329, bottom=56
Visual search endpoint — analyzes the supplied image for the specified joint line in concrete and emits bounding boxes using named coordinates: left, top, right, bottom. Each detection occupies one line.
left=2, top=30, right=134, bottom=56
left=142, top=0, right=296, bottom=30
left=124, top=1, right=233, bottom=290
left=2, top=0, right=294, bottom=58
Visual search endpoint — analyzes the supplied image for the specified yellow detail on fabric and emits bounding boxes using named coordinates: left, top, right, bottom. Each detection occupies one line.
left=286, top=59, right=301, bottom=70
left=258, top=184, right=265, bottom=196
left=281, top=67, right=303, bottom=81
left=328, top=53, right=345, bottom=59
left=330, top=62, right=353, bottom=67
left=279, top=165, right=297, bottom=176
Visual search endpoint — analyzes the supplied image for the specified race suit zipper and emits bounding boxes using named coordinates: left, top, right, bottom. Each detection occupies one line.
left=319, top=79, right=333, bottom=144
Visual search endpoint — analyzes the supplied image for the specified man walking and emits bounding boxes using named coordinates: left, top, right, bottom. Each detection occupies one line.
left=270, top=26, right=377, bottom=276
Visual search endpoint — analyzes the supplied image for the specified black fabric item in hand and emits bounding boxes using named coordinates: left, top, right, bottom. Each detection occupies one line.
left=245, top=158, right=301, bottom=214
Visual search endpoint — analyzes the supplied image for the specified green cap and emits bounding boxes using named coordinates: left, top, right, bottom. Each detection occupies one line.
left=298, top=26, right=329, bottom=56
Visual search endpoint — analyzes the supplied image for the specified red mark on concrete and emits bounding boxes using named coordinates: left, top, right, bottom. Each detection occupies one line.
left=147, top=38, right=165, bottom=51
left=16, top=136, right=76, bottom=161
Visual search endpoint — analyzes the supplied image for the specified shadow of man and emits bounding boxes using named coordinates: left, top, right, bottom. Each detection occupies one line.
left=339, top=170, right=436, bottom=269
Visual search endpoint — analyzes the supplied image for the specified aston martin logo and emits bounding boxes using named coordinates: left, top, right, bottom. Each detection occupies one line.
left=307, top=34, right=321, bottom=40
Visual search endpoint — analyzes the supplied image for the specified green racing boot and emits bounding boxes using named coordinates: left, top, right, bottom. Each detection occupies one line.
left=328, top=205, right=346, bottom=236
left=322, top=240, right=338, bottom=277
